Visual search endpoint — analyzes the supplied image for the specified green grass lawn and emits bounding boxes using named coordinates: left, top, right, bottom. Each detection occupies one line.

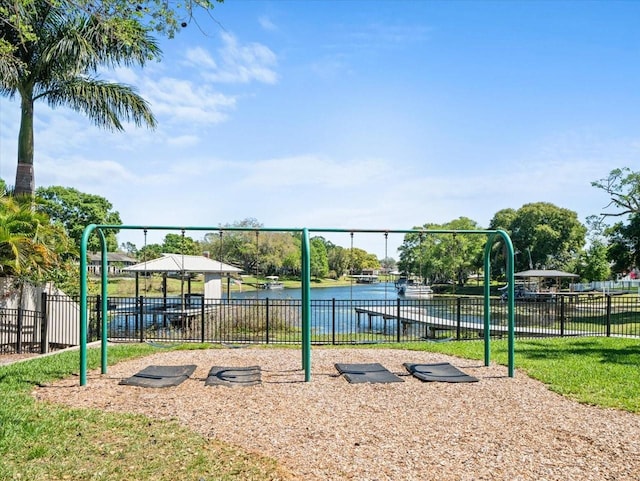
left=1, top=336, right=638, bottom=480
left=0, top=344, right=291, bottom=481
left=395, top=336, right=640, bottom=412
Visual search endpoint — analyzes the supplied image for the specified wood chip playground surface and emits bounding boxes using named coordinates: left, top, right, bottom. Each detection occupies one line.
left=33, top=347, right=640, bottom=481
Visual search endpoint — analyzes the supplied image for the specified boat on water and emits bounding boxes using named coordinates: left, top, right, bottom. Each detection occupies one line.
left=395, top=276, right=408, bottom=294
left=396, top=276, right=433, bottom=298
left=400, top=284, right=434, bottom=299
left=261, top=275, right=284, bottom=289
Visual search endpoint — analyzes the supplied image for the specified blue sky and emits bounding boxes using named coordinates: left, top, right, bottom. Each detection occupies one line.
left=0, top=0, right=638, bottom=256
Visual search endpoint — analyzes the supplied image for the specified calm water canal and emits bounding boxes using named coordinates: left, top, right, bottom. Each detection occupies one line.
left=108, top=282, right=480, bottom=339
left=232, top=282, right=399, bottom=300
left=233, top=282, right=428, bottom=336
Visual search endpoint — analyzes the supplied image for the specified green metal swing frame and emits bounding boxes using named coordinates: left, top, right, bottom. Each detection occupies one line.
left=79, top=225, right=516, bottom=386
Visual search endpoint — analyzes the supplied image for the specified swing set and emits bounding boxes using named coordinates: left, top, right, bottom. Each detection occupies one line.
left=79, top=224, right=516, bottom=386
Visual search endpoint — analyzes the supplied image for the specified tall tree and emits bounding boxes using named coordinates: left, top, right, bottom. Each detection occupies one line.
left=0, top=1, right=159, bottom=196
left=445, top=217, right=486, bottom=286
left=604, top=214, right=640, bottom=276
left=488, top=208, right=518, bottom=232
left=379, top=257, right=397, bottom=274
left=310, top=237, right=329, bottom=279
left=592, top=167, right=640, bottom=218
left=349, top=247, right=380, bottom=274
left=162, top=233, right=200, bottom=255
left=256, top=233, right=299, bottom=276
left=590, top=168, right=640, bottom=277
left=574, top=240, right=611, bottom=282
left=326, top=244, right=349, bottom=279
left=137, top=243, right=163, bottom=261
left=397, top=217, right=485, bottom=285
left=203, top=218, right=262, bottom=274
left=488, top=202, right=586, bottom=272
left=36, top=186, right=121, bottom=251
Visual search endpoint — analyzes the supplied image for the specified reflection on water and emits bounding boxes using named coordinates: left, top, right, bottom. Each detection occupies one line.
left=232, top=282, right=399, bottom=301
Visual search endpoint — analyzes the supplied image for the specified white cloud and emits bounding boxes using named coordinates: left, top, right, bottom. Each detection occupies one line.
left=166, top=135, right=200, bottom=147
left=237, top=155, right=391, bottom=190
left=204, top=32, right=278, bottom=84
left=99, top=37, right=276, bottom=131
left=107, top=66, right=140, bottom=85
left=99, top=150, right=621, bottom=257
left=38, top=155, right=136, bottom=186
left=347, top=23, right=430, bottom=47
left=141, top=77, right=237, bottom=125
left=259, top=15, right=278, bottom=32
left=32, top=108, right=118, bottom=156
left=309, top=54, right=353, bottom=80
left=184, top=47, right=218, bottom=69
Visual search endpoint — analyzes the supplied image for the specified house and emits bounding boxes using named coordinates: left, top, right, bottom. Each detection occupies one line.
left=87, top=252, right=138, bottom=276
left=351, top=268, right=380, bottom=284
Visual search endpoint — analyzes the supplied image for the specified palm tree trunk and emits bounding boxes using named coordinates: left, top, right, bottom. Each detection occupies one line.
left=15, top=91, right=35, bottom=197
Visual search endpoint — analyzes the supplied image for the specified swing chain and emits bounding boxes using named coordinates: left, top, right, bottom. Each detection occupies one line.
left=143, top=229, right=148, bottom=294
left=384, top=231, right=388, bottom=299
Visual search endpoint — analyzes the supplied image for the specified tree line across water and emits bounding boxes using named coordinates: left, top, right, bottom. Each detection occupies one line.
left=1, top=167, right=638, bottom=297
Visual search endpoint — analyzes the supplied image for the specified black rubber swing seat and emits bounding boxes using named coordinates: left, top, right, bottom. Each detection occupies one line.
left=403, top=362, right=479, bottom=383
left=335, top=362, right=404, bottom=384
left=205, top=365, right=262, bottom=387
left=119, top=364, right=197, bottom=388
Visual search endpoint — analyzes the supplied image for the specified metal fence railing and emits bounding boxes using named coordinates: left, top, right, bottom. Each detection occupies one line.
left=97, top=294, right=640, bottom=345
left=1, top=292, right=90, bottom=354
left=2, top=293, right=639, bottom=353
left=0, top=308, right=44, bottom=354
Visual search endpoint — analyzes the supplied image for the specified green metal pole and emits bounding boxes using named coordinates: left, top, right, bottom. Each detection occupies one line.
left=98, top=230, right=109, bottom=374
left=482, top=233, right=496, bottom=367
left=497, top=230, right=516, bottom=378
left=300, top=237, right=306, bottom=370
left=79, top=224, right=97, bottom=386
left=301, top=228, right=311, bottom=381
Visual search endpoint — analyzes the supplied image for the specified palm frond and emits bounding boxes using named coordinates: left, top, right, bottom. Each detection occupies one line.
left=0, top=194, right=63, bottom=276
left=45, top=77, right=156, bottom=130
left=40, top=14, right=160, bottom=77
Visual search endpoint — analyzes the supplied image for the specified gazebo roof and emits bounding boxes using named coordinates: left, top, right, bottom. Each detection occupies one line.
left=514, top=269, right=578, bottom=278
left=124, top=253, right=242, bottom=274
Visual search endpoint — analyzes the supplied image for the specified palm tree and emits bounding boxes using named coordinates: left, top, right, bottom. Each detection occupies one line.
left=0, top=1, right=159, bottom=196
left=0, top=193, right=76, bottom=307
left=0, top=194, right=59, bottom=276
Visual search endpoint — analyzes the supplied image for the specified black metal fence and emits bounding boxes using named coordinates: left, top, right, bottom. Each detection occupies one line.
left=2, top=293, right=639, bottom=353
left=0, top=307, right=45, bottom=354
left=1, top=292, right=87, bottom=354
left=94, top=294, right=640, bottom=344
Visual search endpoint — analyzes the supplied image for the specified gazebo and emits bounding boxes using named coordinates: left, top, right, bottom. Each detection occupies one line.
left=124, top=253, right=242, bottom=301
left=514, top=269, right=579, bottom=292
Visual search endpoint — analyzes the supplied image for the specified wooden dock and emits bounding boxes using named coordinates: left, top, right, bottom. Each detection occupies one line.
left=354, top=305, right=600, bottom=338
